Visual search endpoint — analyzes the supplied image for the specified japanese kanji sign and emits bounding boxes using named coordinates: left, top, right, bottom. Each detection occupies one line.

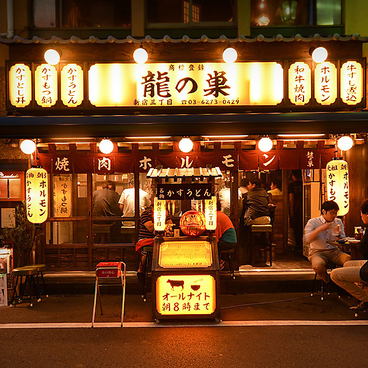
left=326, top=159, right=349, bottom=216
left=288, top=62, right=311, bottom=105
left=35, top=64, right=57, bottom=107
left=156, top=274, right=216, bottom=316
left=26, top=167, right=48, bottom=223
left=154, top=197, right=166, bottom=231
left=8, top=63, right=31, bottom=108
left=157, top=184, right=213, bottom=200
left=341, top=61, right=363, bottom=105
left=53, top=175, right=72, bottom=217
left=88, top=62, right=283, bottom=107
left=61, top=64, right=83, bottom=107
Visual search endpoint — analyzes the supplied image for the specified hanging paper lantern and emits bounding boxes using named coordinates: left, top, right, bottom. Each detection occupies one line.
left=25, top=167, right=48, bottom=223
left=180, top=210, right=206, bottom=237
left=326, top=159, right=349, bottom=216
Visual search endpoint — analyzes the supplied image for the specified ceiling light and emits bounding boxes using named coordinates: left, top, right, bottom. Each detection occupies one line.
left=99, top=139, right=114, bottom=154
left=337, top=136, right=354, bottom=151
left=179, top=137, right=193, bottom=153
left=20, top=139, right=36, bottom=154
left=222, top=47, right=238, bottom=64
left=44, top=49, right=61, bottom=65
left=310, top=46, right=328, bottom=63
left=258, top=137, right=273, bottom=152
left=133, top=45, right=148, bottom=64
left=277, top=134, right=325, bottom=138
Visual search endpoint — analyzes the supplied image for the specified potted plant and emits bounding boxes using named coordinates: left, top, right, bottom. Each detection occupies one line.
left=2, top=201, right=41, bottom=268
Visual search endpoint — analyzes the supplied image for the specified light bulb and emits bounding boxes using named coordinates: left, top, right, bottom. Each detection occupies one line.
left=311, top=47, right=328, bottom=63
left=44, top=49, right=60, bottom=65
left=99, top=139, right=114, bottom=154
left=133, top=47, right=148, bottom=64
left=222, top=47, right=237, bottom=63
left=179, top=138, right=193, bottom=153
left=337, top=136, right=353, bottom=151
left=20, top=139, right=36, bottom=154
left=258, top=137, right=273, bottom=152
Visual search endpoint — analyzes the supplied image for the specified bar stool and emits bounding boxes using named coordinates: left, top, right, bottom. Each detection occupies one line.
left=141, top=246, right=153, bottom=302
left=11, top=266, right=39, bottom=307
left=311, top=262, right=337, bottom=301
left=250, top=224, right=273, bottom=267
left=219, top=248, right=236, bottom=279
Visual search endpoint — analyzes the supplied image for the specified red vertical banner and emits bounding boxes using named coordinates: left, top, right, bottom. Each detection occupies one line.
left=239, top=150, right=258, bottom=171
left=258, top=151, right=279, bottom=170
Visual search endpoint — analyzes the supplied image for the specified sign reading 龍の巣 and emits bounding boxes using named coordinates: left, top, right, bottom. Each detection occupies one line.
left=8, top=60, right=364, bottom=109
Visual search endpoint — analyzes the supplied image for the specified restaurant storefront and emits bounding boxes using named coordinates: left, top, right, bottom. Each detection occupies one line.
left=1, top=34, right=368, bottom=271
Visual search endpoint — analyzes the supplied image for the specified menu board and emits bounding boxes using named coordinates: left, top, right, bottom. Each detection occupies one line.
left=158, top=240, right=212, bottom=268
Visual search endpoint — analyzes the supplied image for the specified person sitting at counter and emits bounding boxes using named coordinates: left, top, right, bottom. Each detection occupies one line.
left=215, top=210, right=237, bottom=270
left=135, top=204, right=173, bottom=279
left=304, top=200, right=351, bottom=291
left=330, top=199, right=368, bottom=312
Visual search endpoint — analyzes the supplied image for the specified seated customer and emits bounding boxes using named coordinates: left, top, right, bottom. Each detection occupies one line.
left=136, top=204, right=173, bottom=278
left=330, top=199, right=368, bottom=312
left=304, top=200, right=351, bottom=289
left=215, top=210, right=237, bottom=270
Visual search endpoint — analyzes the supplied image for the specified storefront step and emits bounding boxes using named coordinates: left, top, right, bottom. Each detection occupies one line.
left=41, top=270, right=316, bottom=295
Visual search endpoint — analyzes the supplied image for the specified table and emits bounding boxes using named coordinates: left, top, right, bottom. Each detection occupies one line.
left=336, top=238, right=362, bottom=260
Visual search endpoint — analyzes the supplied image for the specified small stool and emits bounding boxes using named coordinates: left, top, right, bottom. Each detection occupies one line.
left=11, top=266, right=40, bottom=307
left=141, top=246, right=153, bottom=302
left=219, top=248, right=236, bottom=279
left=311, top=262, right=337, bottom=301
left=250, top=224, right=273, bottom=267
left=92, top=261, right=126, bottom=327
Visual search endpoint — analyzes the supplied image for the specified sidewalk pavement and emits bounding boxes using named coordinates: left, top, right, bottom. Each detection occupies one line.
left=2, top=268, right=366, bottom=325
left=0, top=292, right=365, bottom=325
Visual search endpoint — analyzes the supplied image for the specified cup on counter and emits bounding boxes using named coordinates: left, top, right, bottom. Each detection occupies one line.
left=354, top=226, right=363, bottom=240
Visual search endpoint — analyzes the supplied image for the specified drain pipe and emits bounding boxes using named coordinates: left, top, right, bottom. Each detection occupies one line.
left=0, top=0, right=14, bottom=39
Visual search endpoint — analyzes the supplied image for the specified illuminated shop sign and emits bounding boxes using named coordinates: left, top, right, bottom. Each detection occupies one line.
left=25, top=167, right=48, bottom=224
left=156, top=274, right=216, bottom=315
left=53, top=175, right=72, bottom=217
left=288, top=62, right=311, bottom=105
left=61, top=64, right=84, bottom=107
left=8, top=64, right=31, bottom=107
left=315, top=62, right=337, bottom=105
left=341, top=61, right=363, bottom=105
left=326, top=159, right=349, bottom=216
left=8, top=61, right=364, bottom=108
left=35, top=64, right=57, bottom=107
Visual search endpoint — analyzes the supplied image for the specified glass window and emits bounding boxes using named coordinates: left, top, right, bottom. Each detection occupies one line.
left=33, top=0, right=131, bottom=28
left=147, top=0, right=235, bottom=24
left=251, top=0, right=341, bottom=27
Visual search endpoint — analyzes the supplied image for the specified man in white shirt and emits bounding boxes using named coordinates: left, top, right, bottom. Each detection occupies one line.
left=304, top=200, right=351, bottom=284
left=118, top=180, right=151, bottom=226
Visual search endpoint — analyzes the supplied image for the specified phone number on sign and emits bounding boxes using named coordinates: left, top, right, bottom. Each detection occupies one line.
left=181, top=98, right=240, bottom=105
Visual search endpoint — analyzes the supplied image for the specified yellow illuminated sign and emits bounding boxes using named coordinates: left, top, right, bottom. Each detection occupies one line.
left=89, top=62, right=284, bottom=107
left=9, top=64, right=32, bottom=108
left=205, top=196, right=217, bottom=230
left=156, top=274, right=216, bottom=315
left=61, top=64, right=84, bottom=107
left=154, top=197, right=166, bottom=231
left=315, top=62, right=337, bottom=105
left=341, top=61, right=363, bottom=105
left=35, top=64, right=57, bottom=107
left=158, top=240, right=212, bottom=268
left=326, top=159, right=349, bottom=216
left=288, top=62, right=311, bottom=105
left=26, top=167, right=48, bottom=224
